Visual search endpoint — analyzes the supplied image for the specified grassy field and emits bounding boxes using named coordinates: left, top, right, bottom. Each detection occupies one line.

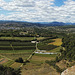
left=3, top=60, right=14, bottom=67
left=21, top=63, right=60, bottom=75
left=0, top=53, right=34, bottom=61
left=10, top=62, right=22, bottom=69
left=0, top=37, right=46, bottom=41
left=0, top=37, right=34, bottom=41
left=35, top=54, right=57, bottom=57
left=0, top=57, right=22, bottom=69
left=0, top=56, right=17, bottom=68
left=0, top=50, right=34, bottom=53
left=48, top=46, right=61, bottom=53
left=48, top=38, right=62, bottom=46
left=21, top=53, right=59, bottom=75
left=30, top=54, right=57, bottom=64
left=37, top=37, right=45, bottom=40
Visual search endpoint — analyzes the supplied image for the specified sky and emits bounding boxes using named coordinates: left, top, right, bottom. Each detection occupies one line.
left=0, top=0, right=75, bottom=23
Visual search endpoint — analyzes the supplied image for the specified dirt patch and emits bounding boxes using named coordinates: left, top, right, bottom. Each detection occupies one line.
left=21, top=63, right=60, bottom=75
left=0, top=58, right=4, bottom=61
left=56, top=60, right=67, bottom=69
left=0, top=58, right=8, bottom=64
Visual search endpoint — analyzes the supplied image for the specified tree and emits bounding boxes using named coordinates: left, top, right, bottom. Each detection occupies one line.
left=15, top=58, right=23, bottom=63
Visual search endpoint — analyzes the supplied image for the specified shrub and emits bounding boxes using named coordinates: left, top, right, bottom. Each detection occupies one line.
left=0, top=65, right=21, bottom=75
left=15, top=58, right=23, bottom=63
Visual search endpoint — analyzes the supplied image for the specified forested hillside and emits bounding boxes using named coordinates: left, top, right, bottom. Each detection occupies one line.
left=61, top=34, right=75, bottom=61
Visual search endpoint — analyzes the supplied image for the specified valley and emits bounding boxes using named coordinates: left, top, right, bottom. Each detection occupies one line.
left=0, top=22, right=74, bottom=75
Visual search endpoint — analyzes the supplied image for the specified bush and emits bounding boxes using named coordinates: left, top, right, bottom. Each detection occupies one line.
left=0, top=65, right=21, bottom=75
left=15, top=58, right=23, bottom=63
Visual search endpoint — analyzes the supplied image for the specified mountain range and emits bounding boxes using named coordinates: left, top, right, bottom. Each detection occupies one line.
left=0, top=20, right=75, bottom=27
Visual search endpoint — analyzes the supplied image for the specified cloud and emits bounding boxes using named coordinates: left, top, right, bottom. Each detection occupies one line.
left=0, top=0, right=75, bottom=23
left=0, top=14, right=6, bottom=20
left=0, top=0, right=6, bottom=7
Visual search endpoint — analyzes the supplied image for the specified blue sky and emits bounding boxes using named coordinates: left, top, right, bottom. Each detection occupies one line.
left=0, top=0, right=75, bottom=23
left=54, top=0, right=66, bottom=6
left=5, top=0, right=11, bottom=2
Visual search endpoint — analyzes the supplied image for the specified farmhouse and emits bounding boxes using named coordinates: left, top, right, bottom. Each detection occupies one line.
left=31, top=41, right=36, bottom=43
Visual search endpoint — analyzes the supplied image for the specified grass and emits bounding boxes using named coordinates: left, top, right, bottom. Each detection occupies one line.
left=0, top=50, right=34, bottom=53
left=0, top=53, right=31, bottom=60
left=12, top=42, right=35, bottom=46
left=21, top=62, right=60, bottom=75
left=13, top=46, right=35, bottom=49
left=30, top=60, right=44, bottom=64
left=0, top=41, right=10, bottom=44
left=0, top=48, right=34, bottom=60
left=0, top=56, right=22, bottom=69
left=0, top=46, right=10, bottom=47
left=3, top=60, right=14, bottom=67
left=30, top=54, right=57, bottom=64
left=48, top=38, right=62, bottom=46
left=10, top=62, right=22, bottom=69
left=0, top=37, right=34, bottom=41
left=48, top=46, right=61, bottom=53
left=35, top=54, right=57, bottom=57
left=0, top=56, right=14, bottom=67
left=0, top=56, right=3, bottom=59
left=37, top=37, right=45, bottom=40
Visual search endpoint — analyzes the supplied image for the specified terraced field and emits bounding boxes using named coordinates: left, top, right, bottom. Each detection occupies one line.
left=0, top=37, right=36, bottom=69
left=0, top=37, right=59, bottom=69
left=0, top=56, right=22, bottom=69
left=0, top=37, right=34, bottom=41
left=0, top=41, right=35, bottom=58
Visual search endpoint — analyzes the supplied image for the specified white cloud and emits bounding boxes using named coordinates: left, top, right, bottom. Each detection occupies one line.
left=0, top=0, right=75, bottom=23
left=0, top=14, right=6, bottom=20
left=0, top=0, right=6, bottom=7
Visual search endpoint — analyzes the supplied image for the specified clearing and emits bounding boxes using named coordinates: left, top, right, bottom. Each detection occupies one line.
left=48, top=38, right=62, bottom=46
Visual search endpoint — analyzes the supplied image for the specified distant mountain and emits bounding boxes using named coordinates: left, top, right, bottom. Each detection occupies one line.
left=47, top=22, right=66, bottom=26
left=0, top=20, right=75, bottom=27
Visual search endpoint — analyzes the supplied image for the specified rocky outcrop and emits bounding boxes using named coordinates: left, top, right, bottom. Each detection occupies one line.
left=61, top=66, right=75, bottom=75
